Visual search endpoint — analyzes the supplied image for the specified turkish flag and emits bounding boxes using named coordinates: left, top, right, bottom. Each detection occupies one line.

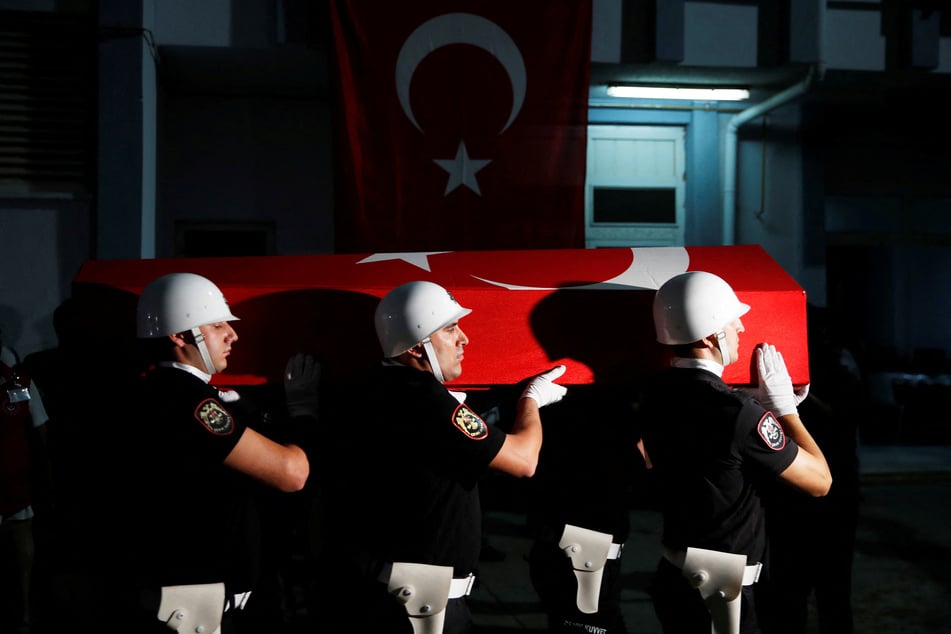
left=73, top=245, right=809, bottom=388
left=330, top=1, right=591, bottom=252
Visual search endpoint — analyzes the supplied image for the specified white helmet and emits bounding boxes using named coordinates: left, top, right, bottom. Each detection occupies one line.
left=137, top=272, right=239, bottom=338
left=375, top=281, right=472, bottom=358
left=653, top=271, right=750, bottom=345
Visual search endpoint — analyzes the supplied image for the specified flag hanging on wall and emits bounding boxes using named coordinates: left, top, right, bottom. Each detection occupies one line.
left=329, top=1, right=591, bottom=252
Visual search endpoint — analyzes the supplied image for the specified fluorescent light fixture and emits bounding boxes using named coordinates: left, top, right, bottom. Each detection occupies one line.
left=606, top=85, right=750, bottom=101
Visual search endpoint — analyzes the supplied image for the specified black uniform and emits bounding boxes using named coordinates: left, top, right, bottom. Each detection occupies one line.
left=525, top=384, right=646, bottom=634
left=338, top=362, right=506, bottom=634
left=116, top=364, right=262, bottom=633
left=640, top=363, right=799, bottom=634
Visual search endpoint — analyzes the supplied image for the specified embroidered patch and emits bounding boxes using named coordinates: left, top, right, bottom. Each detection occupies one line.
left=452, top=404, right=487, bottom=439
left=195, top=398, right=234, bottom=435
left=757, top=412, right=786, bottom=450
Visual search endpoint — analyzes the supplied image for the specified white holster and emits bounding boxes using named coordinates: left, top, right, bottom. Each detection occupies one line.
left=558, top=524, right=623, bottom=614
left=157, top=583, right=225, bottom=634
left=672, top=547, right=762, bottom=634
left=383, top=562, right=472, bottom=634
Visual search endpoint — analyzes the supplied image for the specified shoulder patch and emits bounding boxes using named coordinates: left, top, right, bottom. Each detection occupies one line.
left=757, top=412, right=786, bottom=450
left=452, top=404, right=488, bottom=440
left=195, top=398, right=234, bottom=435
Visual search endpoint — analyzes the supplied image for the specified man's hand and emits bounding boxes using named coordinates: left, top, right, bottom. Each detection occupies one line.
left=746, top=344, right=800, bottom=417
left=521, top=365, right=568, bottom=408
left=284, top=353, right=320, bottom=419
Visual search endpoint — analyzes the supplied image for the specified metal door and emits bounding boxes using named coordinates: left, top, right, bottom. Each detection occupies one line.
left=585, top=125, right=686, bottom=247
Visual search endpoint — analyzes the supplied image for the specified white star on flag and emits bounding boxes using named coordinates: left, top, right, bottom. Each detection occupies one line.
left=434, top=141, right=491, bottom=195
left=356, top=252, right=451, bottom=272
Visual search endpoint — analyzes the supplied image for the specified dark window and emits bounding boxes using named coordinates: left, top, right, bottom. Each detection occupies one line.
left=592, top=187, right=675, bottom=224
left=0, top=9, right=97, bottom=196
left=175, top=221, right=275, bottom=257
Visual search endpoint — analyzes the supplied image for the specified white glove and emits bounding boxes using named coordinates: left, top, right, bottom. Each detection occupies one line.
left=747, top=344, right=801, bottom=417
left=521, top=365, right=567, bottom=408
left=284, top=353, right=321, bottom=418
left=794, top=383, right=810, bottom=406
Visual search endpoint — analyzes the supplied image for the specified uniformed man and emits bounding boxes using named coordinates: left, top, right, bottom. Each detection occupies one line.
left=640, top=271, right=832, bottom=634
left=115, top=272, right=319, bottom=634
left=325, top=280, right=567, bottom=634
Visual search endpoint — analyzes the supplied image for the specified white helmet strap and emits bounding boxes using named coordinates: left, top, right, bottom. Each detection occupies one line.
left=715, top=330, right=735, bottom=366
left=422, top=339, right=446, bottom=383
left=191, top=326, right=218, bottom=375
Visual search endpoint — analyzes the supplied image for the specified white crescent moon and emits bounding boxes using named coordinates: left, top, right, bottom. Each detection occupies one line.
left=395, top=13, right=526, bottom=133
left=472, top=247, right=691, bottom=291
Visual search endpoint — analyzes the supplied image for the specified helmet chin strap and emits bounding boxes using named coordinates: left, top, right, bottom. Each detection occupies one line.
left=191, top=327, right=218, bottom=374
left=715, top=330, right=735, bottom=366
left=422, top=339, right=446, bottom=383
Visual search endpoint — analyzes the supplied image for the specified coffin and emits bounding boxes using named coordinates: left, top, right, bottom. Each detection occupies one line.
left=71, top=244, right=808, bottom=388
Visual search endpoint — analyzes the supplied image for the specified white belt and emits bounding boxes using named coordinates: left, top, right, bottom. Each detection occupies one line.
left=663, top=547, right=762, bottom=585
left=741, top=563, right=762, bottom=585
left=448, top=573, right=476, bottom=598
left=377, top=563, right=476, bottom=599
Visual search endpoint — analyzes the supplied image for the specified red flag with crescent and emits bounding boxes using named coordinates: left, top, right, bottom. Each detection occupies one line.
left=329, top=1, right=591, bottom=252
left=73, top=245, right=809, bottom=389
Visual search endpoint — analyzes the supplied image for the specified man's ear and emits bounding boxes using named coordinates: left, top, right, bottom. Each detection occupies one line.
left=699, top=334, right=718, bottom=352
left=406, top=343, right=425, bottom=359
left=168, top=332, right=188, bottom=348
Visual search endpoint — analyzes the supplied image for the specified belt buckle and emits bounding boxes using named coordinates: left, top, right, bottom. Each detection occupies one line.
left=449, top=573, right=476, bottom=598
left=461, top=573, right=475, bottom=596
left=224, top=591, right=252, bottom=612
